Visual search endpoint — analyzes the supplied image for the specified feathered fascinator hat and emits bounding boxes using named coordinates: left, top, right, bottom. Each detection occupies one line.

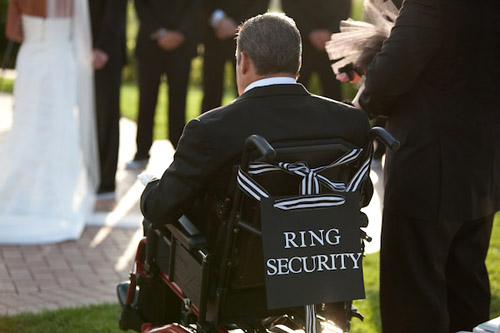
left=326, top=0, right=399, bottom=76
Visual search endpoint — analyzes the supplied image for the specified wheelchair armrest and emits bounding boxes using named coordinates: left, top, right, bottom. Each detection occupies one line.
left=166, top=215, right=207, bottom=251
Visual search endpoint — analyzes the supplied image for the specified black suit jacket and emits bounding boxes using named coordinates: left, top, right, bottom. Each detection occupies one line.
left=141, top=83, right=370, bottom=228
left=281, top=0, right=351, bottom=36
left=359, top=0, right=500, bottom=221
left=88, top=0, right=127, bottom=60
left=134, top=0, right=201, bottom=58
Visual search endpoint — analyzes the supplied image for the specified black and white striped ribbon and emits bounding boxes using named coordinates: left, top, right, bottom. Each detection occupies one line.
left=236, top=168, right=270, bottom=201
left=273, top=194, right=345, bottom=211
left=346, top=156, right=370, bottom=192
left=237, top=168, right=347, bottom=211
left=305, top=304, right=319, bottom=333
left=247, top=147, right=362, bottom=175
left=239, top=148, right=369, bottom=205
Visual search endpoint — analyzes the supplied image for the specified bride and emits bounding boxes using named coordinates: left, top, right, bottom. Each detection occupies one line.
left=0, top=0, right=99, bottom=244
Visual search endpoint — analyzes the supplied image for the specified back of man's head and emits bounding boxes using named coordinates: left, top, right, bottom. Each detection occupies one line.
left=236, top=13, right=302, bottom=78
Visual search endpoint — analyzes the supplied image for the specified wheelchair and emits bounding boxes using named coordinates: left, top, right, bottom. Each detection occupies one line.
left=117, top=127, right=399, bottom=333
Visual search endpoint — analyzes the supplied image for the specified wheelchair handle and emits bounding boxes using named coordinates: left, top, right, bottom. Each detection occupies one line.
left=245, top=135, right=277, bottom=160
left=365, top=126, right=400, bottom=151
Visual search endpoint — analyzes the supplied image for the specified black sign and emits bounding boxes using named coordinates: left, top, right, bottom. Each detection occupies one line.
left=260, top=192, right=365, bottom=309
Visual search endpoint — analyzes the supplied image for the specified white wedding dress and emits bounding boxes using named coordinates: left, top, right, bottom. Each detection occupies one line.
left=0, top=15, right=95, bottom=244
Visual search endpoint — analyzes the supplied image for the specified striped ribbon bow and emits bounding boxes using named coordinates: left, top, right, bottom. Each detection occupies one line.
left=237, top=148, right=370, bottom=210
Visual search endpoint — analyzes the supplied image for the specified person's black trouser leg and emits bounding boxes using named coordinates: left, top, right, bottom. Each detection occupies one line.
left=135, top=57, right=162, bottom=160
left=446, top=214, right=493, bottom=332
left=380, top=210, right=494, bottom=333
left=380, top=211, right=450, bottom=333
left=165, top=51, right=191, bottom=148
left=95, top=56, right=121, bottom=193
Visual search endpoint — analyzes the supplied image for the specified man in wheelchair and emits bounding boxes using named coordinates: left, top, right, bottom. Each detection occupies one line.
left=119, top=13, right=378, bottom=333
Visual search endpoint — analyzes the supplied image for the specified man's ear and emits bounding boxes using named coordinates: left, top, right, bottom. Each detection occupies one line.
left=297, top=58, right=302, bottom=79
left=240, top=51, right=250, bottom=75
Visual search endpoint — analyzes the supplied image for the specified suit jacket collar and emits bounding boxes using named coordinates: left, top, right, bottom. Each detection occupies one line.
left=235, top=83, right=311, bottom=102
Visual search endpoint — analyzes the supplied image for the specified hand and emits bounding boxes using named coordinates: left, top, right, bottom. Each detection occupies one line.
left=138, top=173, right=158, bottom=186
left=215, top=17, right=238, bottom=40
left=336, top=71, right=362, bottom=83
left=308, top=29, right=332, bottom=52
left=92, top=49, right=109, bottom=70
left=157, top=31, right=185, bottom=51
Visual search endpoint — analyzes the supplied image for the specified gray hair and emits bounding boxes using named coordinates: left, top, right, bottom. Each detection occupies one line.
left=236, top=13, right=302, bottom=77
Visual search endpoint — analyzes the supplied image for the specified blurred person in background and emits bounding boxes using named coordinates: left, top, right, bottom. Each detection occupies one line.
left=0, top=0, right=98, bottom=244
left=200, top=0, right=269, bottom=113
left=282, top=0, right=351, bottom=100
left=126, top=0, right=201, bottom=170
left=88, top=0, right=127, bottom=199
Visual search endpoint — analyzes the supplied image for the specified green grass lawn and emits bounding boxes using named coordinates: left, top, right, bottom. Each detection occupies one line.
left=1, top=215, right=498, bottom=333
left=0, top=303, right=122, bottom=333
left=0, top=78, right=14, bottom=93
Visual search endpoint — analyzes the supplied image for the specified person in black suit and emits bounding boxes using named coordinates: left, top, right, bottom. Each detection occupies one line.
left=282, top=0, right=351, bottom=100
left=127, top=0, right=201, bottom=168
left=343, top=0, right=500, bottom=331
left=200, top=0, right=270, bottom=113
left=141, top=13, right=370, bottom=234
left=137, top=13, right=370, bottom=326
left=89, top=0, right=127, bottom=198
